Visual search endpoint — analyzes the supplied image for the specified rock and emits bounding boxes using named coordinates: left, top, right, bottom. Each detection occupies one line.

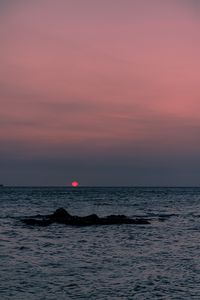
left=21, top=208, right=150, bottom=226
left=51, top=208, right=72, bottom=222
left=22, top=218, right=52, bottom=226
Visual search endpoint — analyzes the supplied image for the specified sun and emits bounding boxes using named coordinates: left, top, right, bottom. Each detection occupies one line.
left=71, top=181, right=79, bottom=187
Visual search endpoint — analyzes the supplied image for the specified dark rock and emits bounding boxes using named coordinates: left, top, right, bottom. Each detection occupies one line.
left=22, top=218, right=53, bottom=226
left=51, top=208, right=72, bottom=223
left=21, top=208, right=150, bottom=226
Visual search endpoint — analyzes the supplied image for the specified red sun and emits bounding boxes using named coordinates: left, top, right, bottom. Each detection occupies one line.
left=71, top=181, right=79, bottom=187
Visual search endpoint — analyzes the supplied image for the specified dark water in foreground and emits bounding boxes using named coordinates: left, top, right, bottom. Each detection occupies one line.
left=0, top=187, right=200, bottom=299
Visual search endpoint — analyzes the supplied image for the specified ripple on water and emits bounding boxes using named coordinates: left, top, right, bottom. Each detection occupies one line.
left=1, top=187, right=200, bottom=299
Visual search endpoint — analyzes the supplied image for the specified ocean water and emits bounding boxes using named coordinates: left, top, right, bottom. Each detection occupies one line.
left=1, top=187, right=200, bottom=300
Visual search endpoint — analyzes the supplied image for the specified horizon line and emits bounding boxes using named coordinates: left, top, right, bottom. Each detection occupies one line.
left=1, top=185, right=200, bottom=188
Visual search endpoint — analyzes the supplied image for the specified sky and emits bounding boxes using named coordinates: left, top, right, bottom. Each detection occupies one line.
left=0, top=0, right=200, bottom=186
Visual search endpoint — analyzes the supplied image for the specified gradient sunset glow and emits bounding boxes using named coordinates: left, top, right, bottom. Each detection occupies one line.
left=1, top=0, right=200, bottom=186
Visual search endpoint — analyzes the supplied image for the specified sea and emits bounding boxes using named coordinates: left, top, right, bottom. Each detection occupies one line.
left=0, top=187, right=200, bottom=300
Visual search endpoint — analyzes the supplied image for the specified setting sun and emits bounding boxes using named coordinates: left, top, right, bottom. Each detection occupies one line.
left=71, top=181, right=79, bottom=187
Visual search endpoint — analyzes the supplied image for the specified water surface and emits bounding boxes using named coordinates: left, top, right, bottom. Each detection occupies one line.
left=1, top=187, right=200, bottom=299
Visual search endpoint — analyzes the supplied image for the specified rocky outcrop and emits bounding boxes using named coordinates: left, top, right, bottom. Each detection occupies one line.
left=21, top=208, right=150, bottom=226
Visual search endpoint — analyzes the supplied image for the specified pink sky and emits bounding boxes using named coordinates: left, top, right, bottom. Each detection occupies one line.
left=0, top=0, right=200, bottom=185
